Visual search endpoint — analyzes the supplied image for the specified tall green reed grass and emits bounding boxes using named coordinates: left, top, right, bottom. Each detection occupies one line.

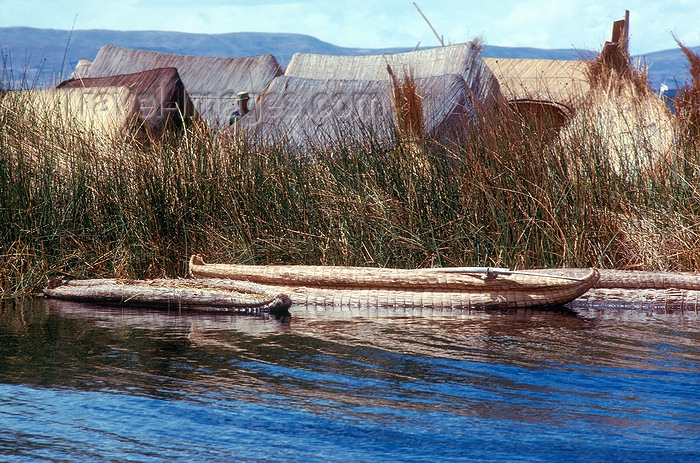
left=2, top=62, right=700, bottom=296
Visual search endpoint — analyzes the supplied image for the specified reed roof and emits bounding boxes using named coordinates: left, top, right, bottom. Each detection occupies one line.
left=77, top=44, right=283, bottom=127
left=484, top=58, right=590, bottom=104
left=57, top=67, right=196, bottom=133
left=70, top=58, right=92, bottom=79
left=284, top=42, right=502, bottom=107
left=235, top=73, right=477, bottom=152
left=6, top=86, right=143, bottom=138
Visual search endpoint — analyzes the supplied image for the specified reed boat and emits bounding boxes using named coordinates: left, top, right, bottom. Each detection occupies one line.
left=188, top=255, right=599, bottom=310
left=565, top=268, right=700, bottom=312
left=43, top=277, right=292, bottom=314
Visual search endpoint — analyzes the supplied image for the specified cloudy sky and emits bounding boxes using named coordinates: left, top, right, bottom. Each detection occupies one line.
left=3, top=0, right=699, bottom=54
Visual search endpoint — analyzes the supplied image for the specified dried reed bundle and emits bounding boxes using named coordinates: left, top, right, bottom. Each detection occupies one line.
left=560, top=82, right=674, bottom=173
left=586, top=13, right=649, bottom=97
left=387, top=64, right=424, bottom=143
left=561, top=28, right=672, bottom=176
left=673, top=37, right=700, bottom=144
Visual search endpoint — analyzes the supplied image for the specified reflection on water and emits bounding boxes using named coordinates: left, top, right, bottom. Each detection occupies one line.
left=1, top=298, right=699, bottom=462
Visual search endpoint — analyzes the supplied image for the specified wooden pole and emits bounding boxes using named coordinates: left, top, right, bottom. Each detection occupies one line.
left=413, top=2, right=444, bottom=47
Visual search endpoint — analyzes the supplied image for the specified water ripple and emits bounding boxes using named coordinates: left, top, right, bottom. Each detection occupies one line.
left=0, top=299, right=699, bottom=462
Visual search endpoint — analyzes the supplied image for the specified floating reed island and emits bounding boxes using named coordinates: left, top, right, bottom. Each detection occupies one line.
left=5, top=12, right=700, bottom=302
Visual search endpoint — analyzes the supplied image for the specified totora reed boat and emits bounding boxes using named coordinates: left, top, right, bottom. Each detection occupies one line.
left=188, top=255, right=599, bottom=310
left=43, top=277, right=292, bottom=314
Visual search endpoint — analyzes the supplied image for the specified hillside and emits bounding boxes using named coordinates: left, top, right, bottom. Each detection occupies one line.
left=0, top=27, right=696, bottom=90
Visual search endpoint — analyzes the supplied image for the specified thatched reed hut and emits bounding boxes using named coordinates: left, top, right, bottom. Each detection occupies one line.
left=235, top=73, right=478, bottom=151
left=284, top=42, right=502, bottom=106
left=236, top=43, right=502, bottom=151
left=483, top=58, right=590, bottom=127
left=74, top=44, right=283, bottom=127
left=2, top=86, right=143, bottom=139
left=57, top=67, right=196, bottom=136
left=483, top=58, right=589, bottom=104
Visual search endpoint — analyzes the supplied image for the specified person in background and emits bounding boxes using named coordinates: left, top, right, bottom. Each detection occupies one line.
left=230, top=91, right=250, bottom=124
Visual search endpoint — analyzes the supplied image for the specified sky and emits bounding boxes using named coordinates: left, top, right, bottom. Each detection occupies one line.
left=2, top=0, right=699, bottom=55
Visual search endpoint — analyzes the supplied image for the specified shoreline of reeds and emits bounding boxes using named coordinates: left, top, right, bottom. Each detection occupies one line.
left=2, top=46, right=700, bottom=297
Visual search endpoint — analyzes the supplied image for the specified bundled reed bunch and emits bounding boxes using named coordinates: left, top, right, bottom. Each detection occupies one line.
left=387, top=64, right=423, bottom=143
left=673, top=38, right=700, bottom=145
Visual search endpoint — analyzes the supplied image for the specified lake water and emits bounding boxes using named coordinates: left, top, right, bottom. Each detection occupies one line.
left=1, top=298, right=699, bottom=462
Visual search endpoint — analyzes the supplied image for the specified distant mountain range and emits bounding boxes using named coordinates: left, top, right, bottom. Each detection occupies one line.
left=0, top=27, right=696, bottom=91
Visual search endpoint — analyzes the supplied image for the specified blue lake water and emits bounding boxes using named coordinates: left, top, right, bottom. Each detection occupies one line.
left=1, top=298, right=699, bottom=462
